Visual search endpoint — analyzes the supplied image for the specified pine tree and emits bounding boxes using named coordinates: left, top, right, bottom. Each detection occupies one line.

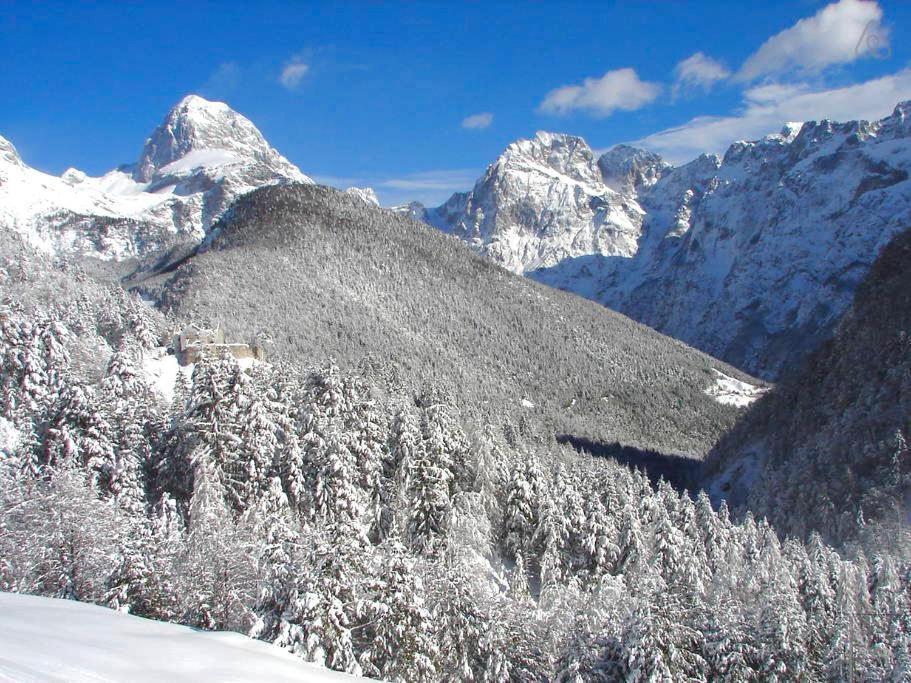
left=580, top=495, right=617, bottom=581
left=28, top=464, right=122, bottom=601
left=621, top=586, right=706, bottom=683
left=431, top=553, right=490, bottom=681
left=406, top=437, right=452, bottom=554
left=237, top=395, right=280, bottom=509
left=313, top=432, right=366, bottom=531
left=273, top=529, right=366, bottom=676
left=104, top=515, right=178, bottom=620
left=360, top=548, right=439, bottom=681
left=503, top=456, right=541, bottom=571
left=44, top=383, right=117, bottom=492
left=471, top=423, right=509, bottom=541
left=101, top=344, right=155, bottom=512
left=347, top=388, right=387, bottom=541
left=701, top=605, right=759, bottom=681
left=182, top=444, right=247, bottom=630
left=249, top=477, right=301, bottom=648
left=387, top=407, right=423, bottom=537
left=616, top=499, right=647, bottom=578
left=420, top=402, right=471, bottom=493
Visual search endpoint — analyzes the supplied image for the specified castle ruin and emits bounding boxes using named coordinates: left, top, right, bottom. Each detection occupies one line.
left=170, top=323, right=265, bottom=366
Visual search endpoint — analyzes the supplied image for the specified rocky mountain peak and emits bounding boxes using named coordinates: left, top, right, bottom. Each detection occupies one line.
left=880, top=100, right=911, bottom=137
left=344, top=186, right=380, bottom=206
left=498, top=131, right=602, bottom=186
left=134, top=94, right=304, bottom=183
left=0, top=96, right=312, bottom=261
left=422, top=130, right=644, bottom=274
left=0, top=135, right=23, bottom=168
left=598, top=144, right=670, bottom=194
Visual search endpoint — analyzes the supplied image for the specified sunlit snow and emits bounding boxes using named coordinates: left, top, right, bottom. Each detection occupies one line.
left=0, top=592, right=366, bottom=682
left=0, top=417, right=21, bottom=457
left=704, top=368, right=768, bottom=407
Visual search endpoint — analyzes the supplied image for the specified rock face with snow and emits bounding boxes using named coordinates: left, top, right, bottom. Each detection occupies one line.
left=344, top=186, right=380, bottom=206
left=0, top=95, right=311, bottom=260
left=597, top=144, right=670, bottom=195
left=423, top=131, right=645, bottom=274
left=427, top=103, right=911, bottom=378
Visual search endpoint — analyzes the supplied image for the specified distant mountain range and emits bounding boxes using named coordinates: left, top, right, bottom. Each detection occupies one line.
left=3, top=95, right=910, bottom=379
left=410, top=103, right=911, bottom=379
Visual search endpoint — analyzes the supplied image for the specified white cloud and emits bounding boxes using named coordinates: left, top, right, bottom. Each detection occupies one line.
left=539, top=68, right=661, bottom=117
left=314, top=169, right=478, bottom=207
left=737, top=0, right=888, bottom=81
left=377, top=169, right=478, bottom=207
left=633, top=68, right=911, bottom=164
left=462, top=112, right=494, bottom=130
left=380, top=169, right=477, bottom=192
left=279, top=59, right=310, bottom=90
left=672, top=52, right=730, bottom=98
left=311, top=174, right=364, bottom=188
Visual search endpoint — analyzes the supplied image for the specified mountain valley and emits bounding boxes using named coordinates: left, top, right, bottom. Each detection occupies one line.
left=2, top=90, right=911, bottom=682
left=414, top=104, right=911, bottom=380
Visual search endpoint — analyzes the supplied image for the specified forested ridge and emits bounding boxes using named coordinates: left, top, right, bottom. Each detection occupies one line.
left=145, top=184, right=754, bottom=458
left=705, top=228, right=911, bottom=549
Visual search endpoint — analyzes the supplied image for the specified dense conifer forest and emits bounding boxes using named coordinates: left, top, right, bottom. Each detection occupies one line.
left=2, top=226, right=910, bottom=681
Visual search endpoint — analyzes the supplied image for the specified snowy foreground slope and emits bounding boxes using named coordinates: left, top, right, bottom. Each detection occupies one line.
left=0, top=593, right=364, bottom=682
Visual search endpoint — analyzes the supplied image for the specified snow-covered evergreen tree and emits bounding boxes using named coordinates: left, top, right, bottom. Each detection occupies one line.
left=360, top=547, right=438, bottom=681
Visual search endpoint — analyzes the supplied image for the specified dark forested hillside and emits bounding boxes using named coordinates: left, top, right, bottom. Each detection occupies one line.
left=704, top=227, right=911, bottom=547
left=144, top=184, right=756, bottom=457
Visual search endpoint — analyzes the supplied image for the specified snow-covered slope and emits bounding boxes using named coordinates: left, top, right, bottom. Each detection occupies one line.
left=0, top=592, right=363, bottom=682
left=422, top=131, right=644, bottom=274
left=427, top=102, right=911, bottom=378
left=0, top=95, right=311, bottom=260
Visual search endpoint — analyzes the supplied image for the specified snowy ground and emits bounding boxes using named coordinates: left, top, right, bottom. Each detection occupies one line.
left=141, top=348, right=190, bottom=404
left=0, top=592, right=365, bottom=682
left=140, top=347, right=261, bottom=404
left=704, top=368, right=768, bottom=408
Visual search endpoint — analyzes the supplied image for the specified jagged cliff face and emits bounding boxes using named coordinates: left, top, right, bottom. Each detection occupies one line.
left=424, top=131, right=645, bottom=274
left=602, top=108, right=911, bottom=379
left=0, top=95, right=311, bottom=260
left=428, top=103, right=911, bottom=378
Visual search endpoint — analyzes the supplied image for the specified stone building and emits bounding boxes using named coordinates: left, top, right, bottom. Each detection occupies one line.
left=170, top=323, right=264, bottom=365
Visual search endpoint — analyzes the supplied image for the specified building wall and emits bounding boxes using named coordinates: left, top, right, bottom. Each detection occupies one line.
left=177, top=343, right=264, bottom=366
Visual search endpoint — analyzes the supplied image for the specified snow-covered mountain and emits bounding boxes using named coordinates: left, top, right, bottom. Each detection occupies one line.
left=0, top=95, right=311, bottom=260
left=344, top=186, right=380, bottom=206
left=423, top=103, right=911, bottom=379
left=417, top=131, right=645, bottom=274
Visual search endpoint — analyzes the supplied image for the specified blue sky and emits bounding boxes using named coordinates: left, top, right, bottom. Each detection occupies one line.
left=2, top=0, right=910, bottom=205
